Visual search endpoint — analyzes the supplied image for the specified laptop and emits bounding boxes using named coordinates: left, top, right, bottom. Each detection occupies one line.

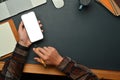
left=0, top=0, right=47, bottom=21
left=0, top=0, right=7, bottom=3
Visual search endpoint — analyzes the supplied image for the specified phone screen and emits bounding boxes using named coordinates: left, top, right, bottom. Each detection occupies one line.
left=21, top=11, right=43, bottom=42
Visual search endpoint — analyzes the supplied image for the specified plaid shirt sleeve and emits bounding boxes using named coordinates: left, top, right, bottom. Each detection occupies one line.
left=0, top=43, right=29, bottom=80
left=57, top=57, right=99, bottom=80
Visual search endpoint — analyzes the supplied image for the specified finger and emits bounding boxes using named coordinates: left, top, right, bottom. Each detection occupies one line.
left=34, top=57, right=41, bottom=63
left=47, top=46, right=56, bottom=53
left=41, top=30, right=44, bottom=32
left=38, top=47, right=48, bottom=55
left=48, top=46, right=53, bottom=49
left=33, top=48, right=45, bottom=59
left=38, top=20, right=43, bottom=29
left=34, top=57, right=46, bottom=67
left=39, top=24, right=43, bottom=28
left=18, top=21, right=24, bottom=31
left=20, top=21, right=24, bottom=27
left=43, top=46, right=49, bottom=51
left=40, top=58, right=46, bottom=67
left=38, top=20, right=41, bottom=24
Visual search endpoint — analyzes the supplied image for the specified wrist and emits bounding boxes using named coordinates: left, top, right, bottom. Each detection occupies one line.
left=55, top=56, right=63, bottom=66
left=13, top=43, right=30, bottom=59
left=18, top=40, right=31, bottom=47
left=57, top=57, right=71, bottom=71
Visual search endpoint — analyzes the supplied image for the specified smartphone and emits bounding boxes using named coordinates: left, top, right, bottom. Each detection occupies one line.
left=21, top=11, right=43, bottom=42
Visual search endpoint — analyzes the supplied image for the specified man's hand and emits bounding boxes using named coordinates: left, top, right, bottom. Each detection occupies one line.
left=18, top=21, right=43, bottom=47
left=18, top=21, right=31, bottom=47
left=33, top=46, right=63, bottom=66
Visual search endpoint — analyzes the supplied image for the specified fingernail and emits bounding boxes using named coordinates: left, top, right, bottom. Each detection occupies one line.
left=33, top=48, right=35, bottom=50
left=40, top=24, right=43, bottom=26
left=34, top=57, right=36, bottom=60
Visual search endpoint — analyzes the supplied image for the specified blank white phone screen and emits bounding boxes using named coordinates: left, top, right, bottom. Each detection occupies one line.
left=21, top=11, right=43, bottom=42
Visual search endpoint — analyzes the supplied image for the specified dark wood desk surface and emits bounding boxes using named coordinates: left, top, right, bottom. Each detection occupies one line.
left=0, top=62, right=120, bottom=80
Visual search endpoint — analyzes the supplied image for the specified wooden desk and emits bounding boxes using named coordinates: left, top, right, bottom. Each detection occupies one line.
left=0, top=62, right=120, bottom=80
left=0, top=0, right=120, bottom=80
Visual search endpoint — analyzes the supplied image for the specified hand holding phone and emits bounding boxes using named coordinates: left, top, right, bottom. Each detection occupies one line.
left=21, top=11, right=43, bottom=43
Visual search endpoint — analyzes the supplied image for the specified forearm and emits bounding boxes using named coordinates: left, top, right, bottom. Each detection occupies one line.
left=0, top=43, right=29, bottom=80
left=57, top=57, right=99, bottom=80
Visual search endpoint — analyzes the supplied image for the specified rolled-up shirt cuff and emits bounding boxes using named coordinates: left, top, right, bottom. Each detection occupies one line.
left=16, top=43, right=29, bottom=50
left=57, top=57, right=71, bottom=71
left=13, top=43, right=29, bottom=56
left=12, top=43, right=30, bottom=63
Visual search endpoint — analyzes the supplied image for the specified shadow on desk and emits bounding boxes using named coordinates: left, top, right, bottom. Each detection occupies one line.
left=21, top=73, right=110, bottom=80
left=21, top=73, right=71, bottom=80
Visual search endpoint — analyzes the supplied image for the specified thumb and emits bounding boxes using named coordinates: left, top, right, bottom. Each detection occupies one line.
left=34, top=57, right=41, bottom=63
left=34, top=57, right=46, bottom=67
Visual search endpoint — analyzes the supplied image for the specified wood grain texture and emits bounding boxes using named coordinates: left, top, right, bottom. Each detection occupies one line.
left=0, top=61, right=120, bottom=80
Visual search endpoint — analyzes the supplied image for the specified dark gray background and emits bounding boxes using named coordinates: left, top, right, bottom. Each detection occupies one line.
left=12, top=0, right=120, bottom=70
